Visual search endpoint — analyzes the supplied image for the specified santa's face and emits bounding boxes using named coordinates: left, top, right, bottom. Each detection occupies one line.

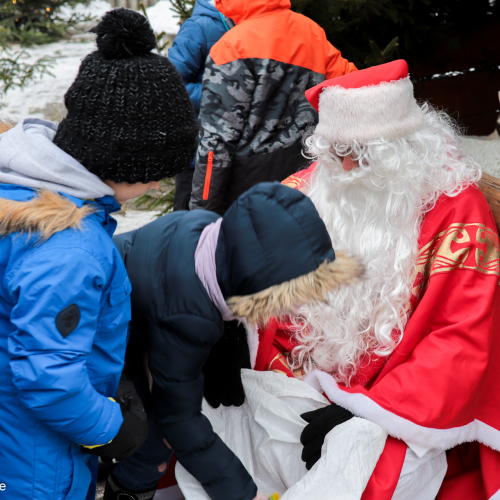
left=290, top=146, right=422, bottom=383
left=289, top=105, right=480, bottom=384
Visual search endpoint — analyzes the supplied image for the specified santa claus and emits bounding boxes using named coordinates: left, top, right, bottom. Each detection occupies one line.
left=252, top=59, right=500, bottom=499
left=174, top=60, right=500, bottom=500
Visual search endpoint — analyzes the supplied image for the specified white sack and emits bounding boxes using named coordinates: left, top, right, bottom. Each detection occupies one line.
left=176, top=370, right=387, bottom=500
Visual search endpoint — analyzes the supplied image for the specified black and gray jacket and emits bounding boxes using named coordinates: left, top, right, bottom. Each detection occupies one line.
left=189, top=0, right=356, bottom=214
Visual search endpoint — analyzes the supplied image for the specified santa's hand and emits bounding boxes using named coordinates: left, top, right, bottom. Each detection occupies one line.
left=300, top=404, right=354, bottom=470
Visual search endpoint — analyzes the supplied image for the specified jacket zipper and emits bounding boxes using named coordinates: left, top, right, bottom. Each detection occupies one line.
left=203, top=151, right=214, bottom=201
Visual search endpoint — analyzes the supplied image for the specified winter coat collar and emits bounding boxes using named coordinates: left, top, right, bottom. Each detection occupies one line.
left=0, top=183, right=120, bottom=240
left=215, top=0, right=290, bottom=24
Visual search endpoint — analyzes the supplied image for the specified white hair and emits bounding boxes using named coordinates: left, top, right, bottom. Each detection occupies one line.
left=289, top=103, right=481, bottom=385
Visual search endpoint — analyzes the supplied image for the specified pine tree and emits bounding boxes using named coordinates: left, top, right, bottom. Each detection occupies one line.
left=168, top=0, right=195, bottom=23
left=0, top=46, right=53, bottom=94
left=134, top=0, right=499, bottom=212
left=290, top=0, right=432, bottom=68
left=0, top=0, right=92, bottom=46
left=291, top=0, right=499, bottom=69
left=0, top=0, right=98, bottom=95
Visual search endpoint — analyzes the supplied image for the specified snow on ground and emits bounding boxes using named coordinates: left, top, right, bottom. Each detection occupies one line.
left=58, top=0, right=112, bottom=21
left=113, top=209, right=163, bottom=235
left=146, top=0, right=180, bottom=36
left=1, top=38, right=97, bottom=121
left=0, top=0, right=179, bottom=121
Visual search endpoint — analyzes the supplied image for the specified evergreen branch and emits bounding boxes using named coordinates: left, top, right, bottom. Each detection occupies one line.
left=0, top=47, right=54, bottom=94
left=134, top=177, right=176, bottom=216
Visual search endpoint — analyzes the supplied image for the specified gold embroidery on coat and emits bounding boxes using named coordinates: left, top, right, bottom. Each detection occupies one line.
left=268, top=352, right=306, bottom=379
left=281, top=175, right=310, bottom=193
left=410, top=222, right=500, bottom=307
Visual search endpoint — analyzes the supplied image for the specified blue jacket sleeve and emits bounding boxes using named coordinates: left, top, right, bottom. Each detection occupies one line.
left=7, top=247, right=123, bottom=446
left=149, top=314, right=257, bottom=500
left=169, top=19, right=208, bottom=114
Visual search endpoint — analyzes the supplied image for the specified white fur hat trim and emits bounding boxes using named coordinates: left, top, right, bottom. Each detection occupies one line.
left=315, top=77, right=424, bottom=145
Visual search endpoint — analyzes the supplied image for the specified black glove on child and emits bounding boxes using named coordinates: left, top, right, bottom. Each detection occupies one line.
left=82, top=380, right=148, bottom=463
left=203, top=320, right=251, bottom=408
left=300, top=404, right=354, bottom=470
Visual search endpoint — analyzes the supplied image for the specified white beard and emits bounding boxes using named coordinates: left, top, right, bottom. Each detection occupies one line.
left=289, top=104, right=481, bottom=385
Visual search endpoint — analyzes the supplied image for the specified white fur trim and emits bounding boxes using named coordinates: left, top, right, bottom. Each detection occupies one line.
left=315, top=77, right=424, bottom=144
left=243, top=319, right=259, bottom=369
left=305, top=370, right=500, bottom=453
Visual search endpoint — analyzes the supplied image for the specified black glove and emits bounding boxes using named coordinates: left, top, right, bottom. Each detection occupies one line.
left=82, top=380, right=148, bottom=463
left=300, top=404, right=354, bottom=470
left=203, top=320, right=251, bottom=408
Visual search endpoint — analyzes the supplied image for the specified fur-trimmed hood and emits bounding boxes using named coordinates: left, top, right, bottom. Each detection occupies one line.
left=0, top=189, right=94, bottom=241
left=0, top=183, right=121, bottom=241
left=216, top=183, right=361, bottom=323
left=227, top=253, right=359, bottom=324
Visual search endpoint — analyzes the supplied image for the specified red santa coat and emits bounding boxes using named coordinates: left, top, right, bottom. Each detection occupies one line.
left=252, top=165, right=500, bottom=499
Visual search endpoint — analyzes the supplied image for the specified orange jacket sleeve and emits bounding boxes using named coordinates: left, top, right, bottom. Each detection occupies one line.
left=324, top=39, right=357, bottom=79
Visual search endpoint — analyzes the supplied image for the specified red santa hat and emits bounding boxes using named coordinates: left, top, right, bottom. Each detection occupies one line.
left=306, top=60, right=424, bottom=145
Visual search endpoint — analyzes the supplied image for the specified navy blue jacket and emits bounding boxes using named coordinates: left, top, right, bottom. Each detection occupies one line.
left=168, top=0, right=230, bottom=116
left=114, top=183, right=337, bottom=500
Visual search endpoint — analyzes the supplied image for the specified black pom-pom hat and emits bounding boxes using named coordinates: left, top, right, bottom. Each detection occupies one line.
left=54, top=8, right=198, bottom=184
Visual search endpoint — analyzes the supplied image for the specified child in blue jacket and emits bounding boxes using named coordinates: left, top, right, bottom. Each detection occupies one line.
left=0, top=9, right=198, bottom=500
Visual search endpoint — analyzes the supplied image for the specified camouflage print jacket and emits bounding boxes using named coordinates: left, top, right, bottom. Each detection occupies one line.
left=189, top=0, right=357, bottom=215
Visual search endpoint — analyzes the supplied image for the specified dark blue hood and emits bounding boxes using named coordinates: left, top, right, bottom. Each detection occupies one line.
left=216, top=182, right=336, bottom=298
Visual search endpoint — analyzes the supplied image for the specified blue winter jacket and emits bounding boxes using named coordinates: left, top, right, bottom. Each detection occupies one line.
left=0, top=184, right=130, bottom=500
left=168, top=0, right=230, bottom=116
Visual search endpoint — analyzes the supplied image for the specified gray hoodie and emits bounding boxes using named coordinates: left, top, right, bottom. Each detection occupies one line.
left=0, top=118, right=115, bottom=200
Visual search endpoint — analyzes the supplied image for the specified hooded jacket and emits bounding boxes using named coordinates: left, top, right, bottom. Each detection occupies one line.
left=168, top=0, right=231, bottom=116
left=189, top=0, right=357, bottom=214
left=0, top=120, right=130, bottom=500
left=114, top=182, right=359, bottom=500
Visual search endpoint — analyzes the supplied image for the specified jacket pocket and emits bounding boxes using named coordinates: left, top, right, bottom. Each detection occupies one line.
left=64, top=446, right=92, bottom=500
left=32, top=427, right=81, bottom=500
left=97, top=277, right=132, bottom=337
left=109, top=278, right=132, bottom=307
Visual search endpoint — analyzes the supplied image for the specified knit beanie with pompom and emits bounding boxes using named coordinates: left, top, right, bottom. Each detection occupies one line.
left=53, top=8, right=198, bottom=184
